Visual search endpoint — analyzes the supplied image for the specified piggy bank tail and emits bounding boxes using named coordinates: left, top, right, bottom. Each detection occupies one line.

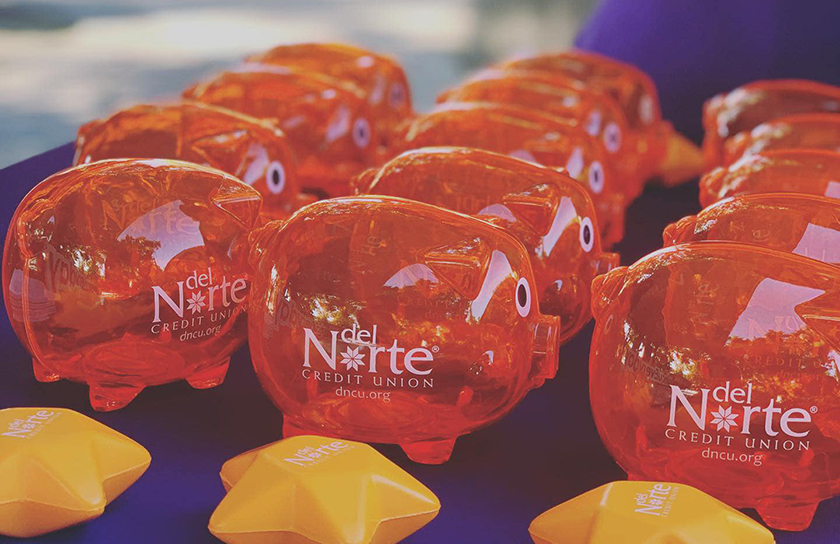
left=529, top=315, right=561, bottom=388
left=656, top=122, right=705, bottom=186
left=590, top=266, right=628, bottom=320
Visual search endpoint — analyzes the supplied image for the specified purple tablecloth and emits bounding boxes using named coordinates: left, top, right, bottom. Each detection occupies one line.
left=1, top=146, right=838, bottom=542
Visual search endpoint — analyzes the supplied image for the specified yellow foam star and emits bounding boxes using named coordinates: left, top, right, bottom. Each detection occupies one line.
left=529, top=481, right=775, bottom=544
left=0, top=407, right=151, bottom=538
left=209, top=436, right=441, bottom=544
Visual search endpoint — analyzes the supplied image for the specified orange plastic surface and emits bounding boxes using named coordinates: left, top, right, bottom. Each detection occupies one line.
left=184, top=67, right=381, bottom=198
left=210, top=436, right=440, bottom=544
left=393, top=101, right=626, bottom=246
left=699, top=149, right=840, bottom=207
left=436, top=69, right=643, bottom=197
left=3, top=159, right=261, bottom=411
left=665, top=193, right=840, bottom=265
left=0, top=407, right=150, bottom=538
left=75, top=102, right=312, bottom=220
left=723, top=113, right=840, bottom=166
left=590, top=241, right=840, bottom=531
left=702, top=80, right=840, bottom=167
left=246, top=43, right=413, bottom=149
left=354, top=146, right=618, bottom=341
left=247, top=196, right=561, bottom=464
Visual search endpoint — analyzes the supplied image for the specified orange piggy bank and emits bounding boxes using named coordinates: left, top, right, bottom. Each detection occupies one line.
left=723, top=113, right=840, bottom=165
left=590, top=242, right=840, bottom=531
left=247, top=196, right=561, bottom=464
left=354, top=146, right=618, bottom=341
left=245, top=43, right=412, bottom=149
left=437, top=69, right=643, bottom=198
left=699, top=149, right=840, bottom=207
left=184, top=67, right=381, bottom=198
left=665, top=193, right=840, bottom=265
left=702, top=79, right=840, bottom=167
left=394, top=101, right=626, bottom=246
left=75, top=102, right=312, bottom=220
left=3, top=159, right=262, bottom=410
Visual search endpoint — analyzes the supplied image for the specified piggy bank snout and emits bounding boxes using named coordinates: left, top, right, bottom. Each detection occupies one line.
left=596, top=252, right=619, bottom=275
left=529, top=314, right=561, bottom=388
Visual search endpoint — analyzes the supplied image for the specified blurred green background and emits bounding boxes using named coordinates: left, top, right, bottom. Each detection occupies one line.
left=0, top=0, right=597, bottom=168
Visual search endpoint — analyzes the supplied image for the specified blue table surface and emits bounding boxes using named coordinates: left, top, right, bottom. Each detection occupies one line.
left=1, top=145, right=838, bottom=543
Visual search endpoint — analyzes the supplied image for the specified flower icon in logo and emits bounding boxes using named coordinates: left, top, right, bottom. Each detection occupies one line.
left=186, top=292, right=206, bottom=315
left=340, top=347, right=365, bottom=371
left=710, top=405, right=739, bottom=432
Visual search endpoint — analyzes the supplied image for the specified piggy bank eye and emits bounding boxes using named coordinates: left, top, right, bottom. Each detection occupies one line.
left=579, top=217, right=595, bottom=253
left=515, top=277, right=532, bottom=317
left=389, top=82, right=406, bottom=109
left=588, top=161, right=605, bottom=194
left=603, top=122, right=622, bottom=154
left=266, top=161, right=286, bottom=195
left=639, top=94, right=655, bottom=125
left=585, top=109, right=602, bottom=137
left=353, top=118, right=371, bottom=149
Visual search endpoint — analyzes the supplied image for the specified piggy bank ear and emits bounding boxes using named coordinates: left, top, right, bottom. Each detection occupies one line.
left=351, top=167, right=379, bottom=195
left=699, top=167, right=727, bottom=207
left=210, top=182, right=263, bottom=230
left=423, top=236, right=490, bottom=300
left=590, top=266, right=628, bottom=319
left=74, top=120, right=103, bottom=165
left=500, top=183, right=557, bottom=234
left=191, top=130, right=253, bottom=173
left=798, top=289, right=840, bottom=354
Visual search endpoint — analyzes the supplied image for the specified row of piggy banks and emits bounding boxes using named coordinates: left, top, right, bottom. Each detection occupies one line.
left=74, top=43, right=704, bottom=249
left=4, top=151, right=617, bottom=464
left=588, top=79, right=840, bottom=532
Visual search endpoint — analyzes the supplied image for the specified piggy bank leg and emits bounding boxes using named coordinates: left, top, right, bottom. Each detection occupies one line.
left=756, top=500, right=819, bottom=532
left=186, top=357, right=231, bottom=389
left=32, top=357, right=61, bottom=383
left=89, top=383, right=143, bottom=412
left=400, top=437, right=457, bottom=465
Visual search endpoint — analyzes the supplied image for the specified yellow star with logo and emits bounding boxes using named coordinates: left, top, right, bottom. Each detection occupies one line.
left=209, top=436, right=440, bottom=544
left=529, top=481, right=774, bottom=544
left=0, top=407, right=151, bottom=538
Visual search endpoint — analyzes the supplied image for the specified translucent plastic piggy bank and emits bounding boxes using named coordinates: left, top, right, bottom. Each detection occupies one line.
left=395, top=101, right=626, bottom=246
left=3, top=159, right=262, bottom=410
left=184, top=67, right=380, bottom=198
left=496, top=50, right=703, bottom=185
left=247, top=196, right=561, bottom=464
left=354, top=147, right=618, bottom=340
left=245, top=43, right=412, bottom=147
left=75, top=102, right=311, bottom=219
left=703, top=79, right=840, bottom=167
left=665, top=193, right=840, bottom=265
left=590, top=241, right=840, bottom=531
left=437, top=69, right=642, bottom=198
left=699, top=149, right=840, bottom=207
left=723, top=113, right=840, bottom=165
